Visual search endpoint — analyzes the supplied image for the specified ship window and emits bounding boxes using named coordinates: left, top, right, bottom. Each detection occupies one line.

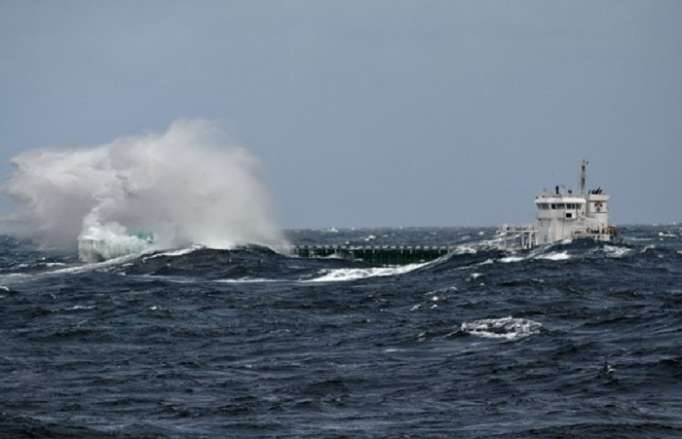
left=557, top=203, right=565, bottom=209
left=566, top=213, right=573, bottom=218
left=550, top=204, right=556, bottom=209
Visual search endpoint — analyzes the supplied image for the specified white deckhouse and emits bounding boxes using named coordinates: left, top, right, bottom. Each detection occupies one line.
left=497, top=160, right=617, bottom=249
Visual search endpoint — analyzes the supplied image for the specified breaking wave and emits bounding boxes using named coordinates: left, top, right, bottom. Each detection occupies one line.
left=1, top=120, right=287, bottom=262
left=536, top=250, right=571, bottom=261
left=306, top=262, right=428, bottom=282
left=460, top=316, right=543, bottom=340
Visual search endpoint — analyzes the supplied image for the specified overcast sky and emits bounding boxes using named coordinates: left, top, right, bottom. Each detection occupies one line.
left=1, top=0, right=680, bottom=227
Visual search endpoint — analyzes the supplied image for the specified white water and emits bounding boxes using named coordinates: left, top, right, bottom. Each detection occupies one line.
left=461, top=316, right=542, bottom=340
left=307, top=262, right=426, bottom=282
left=500, top=255, right=526, bottom=263
left=214, top=278, right=281, bottom=284
left=499, top=249, right=571, bottom=263
left=536, top=251, right=571, bottom=261
left=603, top=245, right=631, bottom=258
left=144, top=245, right=205, bottom=260
left=1, top=120, right=287, bottom=261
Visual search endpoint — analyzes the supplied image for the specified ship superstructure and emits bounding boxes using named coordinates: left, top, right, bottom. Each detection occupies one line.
left=496, top=160, right=617, bottom=249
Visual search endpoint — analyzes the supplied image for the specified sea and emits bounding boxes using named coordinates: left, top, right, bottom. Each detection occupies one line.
left=1, top=225, right=681, bottom=438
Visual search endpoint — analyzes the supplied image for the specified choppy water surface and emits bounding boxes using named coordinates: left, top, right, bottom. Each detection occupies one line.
left=1, top=226, right=682, bottom=438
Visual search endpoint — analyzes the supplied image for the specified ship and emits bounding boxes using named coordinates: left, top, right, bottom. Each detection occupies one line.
left=78, top=230, right=155, bottom=263
left=77, top=161, right=615, bottom=265
left=495, top=160, right=617, bottom=249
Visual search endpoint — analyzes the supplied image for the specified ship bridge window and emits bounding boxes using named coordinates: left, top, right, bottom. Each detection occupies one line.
left=538, top=203, right=549, bottom=210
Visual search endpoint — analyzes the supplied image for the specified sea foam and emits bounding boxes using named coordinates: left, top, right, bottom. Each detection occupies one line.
left=307, top=262, right=426, bottom=282
left=461, top=316, right=542, bottom=340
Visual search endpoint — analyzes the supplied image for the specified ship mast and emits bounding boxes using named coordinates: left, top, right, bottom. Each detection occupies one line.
left=579, top=159, right=588, bottom=195
left=580, top=159, right=589, bottom=216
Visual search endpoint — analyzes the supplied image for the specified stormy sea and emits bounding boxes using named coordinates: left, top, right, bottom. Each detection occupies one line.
left=1, top=225, right=681, bottom=438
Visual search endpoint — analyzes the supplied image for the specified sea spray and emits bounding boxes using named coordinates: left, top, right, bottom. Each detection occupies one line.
left=1, top=120, right=288, bottom=261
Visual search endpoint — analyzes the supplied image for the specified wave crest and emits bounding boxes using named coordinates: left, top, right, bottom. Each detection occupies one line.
left=461, top=316, right=542, bottom=340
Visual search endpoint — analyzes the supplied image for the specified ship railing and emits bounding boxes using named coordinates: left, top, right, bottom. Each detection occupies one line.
left=494, top=224, right=537, bottom=250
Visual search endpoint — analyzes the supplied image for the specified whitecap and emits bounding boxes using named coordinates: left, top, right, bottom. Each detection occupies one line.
left=603, top=245, right=631, bottom=258
left=536, top=251, right=571, bottom=261
left=306, top=262, right=426, bottom=283
left=460, top=316, right=542, bottom=340
left=215, top=277, right=280, bottom=283
left=50, top=252, right=144, bottom=274
left=452, top=245, right=478, bottom=255
left=500, top=255, right=526, bottom=263
left=145, top=245, right=204, bottom=259
left=321, top=253, right=345, bottom=260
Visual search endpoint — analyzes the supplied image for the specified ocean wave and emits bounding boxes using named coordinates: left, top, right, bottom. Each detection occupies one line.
left=306, top=262, right=427, bottom=282
left=535, top=251, right=571, bottom=261
left=144, top=245, right=205, bottom=260
left=215, top=278, right=281, bottom=284
left=451, top=245, right=478, bottom=255
left=603, top=245, right=632, bottom=258
left=50, top=253, right=144, bottom=274
left=461, top=316, right=543, bottom=340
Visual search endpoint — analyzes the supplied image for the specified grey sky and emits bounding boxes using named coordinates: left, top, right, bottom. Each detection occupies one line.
left=1, top=0, right=680, bottom=227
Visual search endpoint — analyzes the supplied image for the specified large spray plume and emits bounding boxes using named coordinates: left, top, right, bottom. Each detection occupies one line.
left=1, top=120, right=288, bottom=260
